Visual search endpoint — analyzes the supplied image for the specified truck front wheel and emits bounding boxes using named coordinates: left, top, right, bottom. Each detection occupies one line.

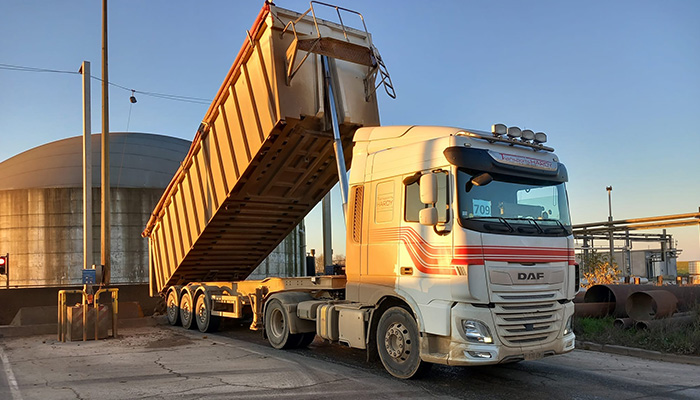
left=377, top=307, right=431, bottom=379
left=265, top=299, right=299, bottom=349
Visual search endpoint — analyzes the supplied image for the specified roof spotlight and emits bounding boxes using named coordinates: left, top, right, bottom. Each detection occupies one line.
left=507, top=126, right=521, bottom=138
left=492, top=123, right=507, bottom=137
left=521, top=129, right=535, bottom=141
left=534, top=132, right=547, bottom=143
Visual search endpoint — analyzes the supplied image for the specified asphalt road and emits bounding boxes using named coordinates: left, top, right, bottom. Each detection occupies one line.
left=1, top=320, right=699, bottom=400
left=216, top=320, right=700, bottom=400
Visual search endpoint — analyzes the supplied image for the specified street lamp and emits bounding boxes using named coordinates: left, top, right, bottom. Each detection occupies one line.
left=606, top=186, right=614, bottom=267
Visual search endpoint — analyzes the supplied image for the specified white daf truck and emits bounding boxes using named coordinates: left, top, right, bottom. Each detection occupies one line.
left=145, top=2, right=578, bottom=379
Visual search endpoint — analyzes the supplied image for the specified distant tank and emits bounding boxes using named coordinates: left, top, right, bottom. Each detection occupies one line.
left=0, top=132, right=305, bottom=289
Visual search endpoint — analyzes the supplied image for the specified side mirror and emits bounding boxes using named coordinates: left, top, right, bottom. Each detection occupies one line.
left=419, top=173, right=437, bottom=204
left=419, top=207, right=438, bottom=226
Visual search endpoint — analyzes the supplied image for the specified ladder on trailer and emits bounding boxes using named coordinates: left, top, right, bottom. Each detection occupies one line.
left=282, top=1, right=395, bottom=214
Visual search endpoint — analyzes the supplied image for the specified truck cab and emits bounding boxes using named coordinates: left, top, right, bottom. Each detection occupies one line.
left=345, top=124, right=577, bottom=377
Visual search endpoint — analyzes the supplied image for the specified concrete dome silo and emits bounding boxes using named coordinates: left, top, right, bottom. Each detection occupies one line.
left=0, top=131, right=307, bottom=293
left=0, top=132, right=190, bottom=288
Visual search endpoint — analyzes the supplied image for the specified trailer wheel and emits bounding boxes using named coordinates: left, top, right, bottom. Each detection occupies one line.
left=165, top=289, right=181, bottom=326
left=376, top=307, right=431, bottom=379
left=195, top=293, right=220, bottom=333
left=179, top=291, right=196, bottom=330
left=265, top=299, right=299, bottom=349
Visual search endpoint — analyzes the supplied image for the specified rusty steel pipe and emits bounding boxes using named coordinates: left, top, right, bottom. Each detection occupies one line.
left=635, top=314, right=696, bottom=330
left=626, top=290, right=678, bottom=321
left=584, top=284, right=655, bottom=317
left=652, top=286, right=700, bottom=312
left=574, top=302, right=615, bottom=318
left=613, top=317, right=634, bottom=329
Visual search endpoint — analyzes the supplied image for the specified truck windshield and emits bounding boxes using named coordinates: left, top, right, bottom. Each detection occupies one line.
left=456, top=169, right=572, bottom=236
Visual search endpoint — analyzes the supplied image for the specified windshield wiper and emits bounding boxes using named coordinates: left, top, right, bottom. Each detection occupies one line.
left=543, top=219, right=570, bottom=234
left=504, top=217, right=544, bottom=234
left=469, top=216, right=515, bottom=232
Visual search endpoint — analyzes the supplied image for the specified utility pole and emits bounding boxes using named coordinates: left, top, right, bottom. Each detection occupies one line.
left=101, top=0, right=111, bottom=285
left=322, top=193, right=332, bottom=273
left=79, top=61, right=92, bottom=274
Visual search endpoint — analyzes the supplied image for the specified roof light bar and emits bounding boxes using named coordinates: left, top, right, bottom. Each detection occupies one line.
left=492, top=123, right=507, bottom=136
left=534, top=132, right=547, bottom=143
left=521, top=129, right=535, bottom=141
left=507, top=126, right=521, bottom=138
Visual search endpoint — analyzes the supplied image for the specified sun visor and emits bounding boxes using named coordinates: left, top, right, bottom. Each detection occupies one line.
left=444, top=147, right=568, bottom=183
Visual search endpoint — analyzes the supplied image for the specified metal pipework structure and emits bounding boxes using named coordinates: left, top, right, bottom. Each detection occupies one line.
left=574, top=210, right=698, bottom=276
left=573, top=211, right=700, bottom=235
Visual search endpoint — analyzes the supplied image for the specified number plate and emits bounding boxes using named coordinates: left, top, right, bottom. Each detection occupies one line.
left=524, top=351, right=544, bottom=361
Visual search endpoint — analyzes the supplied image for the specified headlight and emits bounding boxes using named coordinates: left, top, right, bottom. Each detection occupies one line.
left=563, top=316, right=574, bottom=335
left=461, top=320, right=493, bottom=344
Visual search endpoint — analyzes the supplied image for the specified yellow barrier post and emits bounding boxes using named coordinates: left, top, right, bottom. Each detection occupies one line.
left=57, top=290, right=88, bottom=342
left=94, top=288, right=119, bottom=339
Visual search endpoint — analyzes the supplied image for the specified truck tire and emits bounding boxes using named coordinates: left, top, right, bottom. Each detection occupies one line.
left=265, top=299, right=300, bottom=349
left=166, top=289, right=181, bottom=326
left=195, top=293, right=220, bottom=333
left=376, top=306, right=431, bottom=379
left=179, top=291, right=196, bottom=330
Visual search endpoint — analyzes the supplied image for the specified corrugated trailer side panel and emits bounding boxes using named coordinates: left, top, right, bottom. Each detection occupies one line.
left=145, top=4, right=380, bottom=295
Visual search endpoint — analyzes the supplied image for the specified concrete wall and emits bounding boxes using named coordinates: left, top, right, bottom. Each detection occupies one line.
left=0, top=284, right=159, bottom=325
left=0, top=187, right=308, bottom=288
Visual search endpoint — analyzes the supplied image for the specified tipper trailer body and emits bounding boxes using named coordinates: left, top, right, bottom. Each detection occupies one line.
left=144, top=3, right=577, bottom=379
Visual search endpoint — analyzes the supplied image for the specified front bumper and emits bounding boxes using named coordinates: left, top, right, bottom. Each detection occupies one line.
left=420, top=301, right=576, bottom=366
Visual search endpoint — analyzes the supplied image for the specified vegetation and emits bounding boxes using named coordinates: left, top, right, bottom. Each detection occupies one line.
left=574, top=305, right=700, bottom=356
left=580, top=250, right=621, bottom=289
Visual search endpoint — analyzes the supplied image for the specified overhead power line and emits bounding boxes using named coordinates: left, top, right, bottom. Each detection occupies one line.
left=0, top=62, right=211, bottom=105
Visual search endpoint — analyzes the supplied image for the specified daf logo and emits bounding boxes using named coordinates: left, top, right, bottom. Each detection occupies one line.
left=518, top=272, right=544, bottom=280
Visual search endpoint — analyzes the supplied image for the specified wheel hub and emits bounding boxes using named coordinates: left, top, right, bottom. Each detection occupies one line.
left=167, top=299, right=177, bottom=320
left=197, top=302, right=207, bottom=324
left=384, top=322, right=409, bottom=360
left=182, top=301, right=191, bottom=321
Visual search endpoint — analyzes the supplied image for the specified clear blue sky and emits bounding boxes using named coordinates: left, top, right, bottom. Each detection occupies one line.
left=1, top=0, right=699, bottom=261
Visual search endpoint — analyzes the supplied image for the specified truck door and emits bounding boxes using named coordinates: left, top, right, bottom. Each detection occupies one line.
left=362, top=178, right=400, bottom=289
left=398, top=170, right=453, bottom=336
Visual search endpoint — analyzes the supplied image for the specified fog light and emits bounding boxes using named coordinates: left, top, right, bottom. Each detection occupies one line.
left=462, top=320, right=493, bottom=344
left=467, top=351, right=493, bottom=359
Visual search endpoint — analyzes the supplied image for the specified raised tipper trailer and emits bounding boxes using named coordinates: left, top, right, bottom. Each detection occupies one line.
left=145, top=2, right=579, bottom=379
